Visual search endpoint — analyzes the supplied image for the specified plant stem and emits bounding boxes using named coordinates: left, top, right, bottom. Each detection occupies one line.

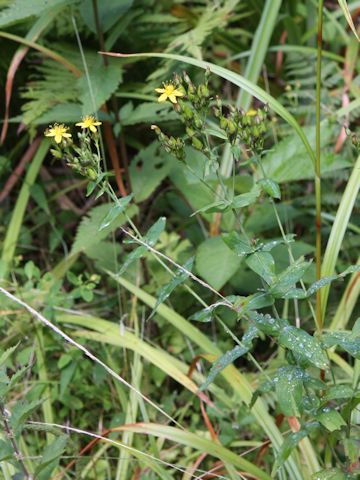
left=0, top=403, right=32, bottom=479
left=315, top=0, right=324, bottom=331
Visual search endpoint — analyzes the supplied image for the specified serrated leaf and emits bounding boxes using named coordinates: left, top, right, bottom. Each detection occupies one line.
left=317, top=408, right=346, bottom=432
left=154, top=258, right=194, bottom=311
left=78, top=61, right=123, bottom=115
left=258, top=178, right=281, bottom=199
left=80, top=0, right=133, bottom=33
left=129, top=142, right=172, bottom=202
left=35, top=435, right=68, bottom=478
left=8, top=365, right=31, bottom=391
left=71, top=203, right=137, bottom=255
left=99, top=194, right=133, bottom=231
left=10, top=399, right=43, bottom=433
left=245, top=251, right=276, bottom=285
left=0, top=0, right=70, bottom=27
left=0, top=439, right=13, bottom=461
left=0, top=344, right=19, bottom=368
left=275, top=366, right=304, bottom=417
left=279, top=326, right=328, bottom=369
left=201, top=325, right=259, bottom=390
left=222, top=232, right=254, bottom=257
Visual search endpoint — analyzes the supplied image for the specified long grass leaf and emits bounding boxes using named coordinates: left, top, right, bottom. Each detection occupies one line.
left=0, top=139, right=49, bottom=279
left=321, top=154, right=360, bottom=323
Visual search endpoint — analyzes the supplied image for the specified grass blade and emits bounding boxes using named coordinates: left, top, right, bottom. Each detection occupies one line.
left=321, top=154, right=360, bottom=323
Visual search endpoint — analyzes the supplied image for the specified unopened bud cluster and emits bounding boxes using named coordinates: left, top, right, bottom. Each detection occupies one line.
left=151, top=125, right=185, bottom=160
left=153, top=72, right=269, bottom=164
left=175, top=70, right=211, bottom=154
left=216, top=103, right=268, bottom=153
left=50, top=130, right=100, bottom=180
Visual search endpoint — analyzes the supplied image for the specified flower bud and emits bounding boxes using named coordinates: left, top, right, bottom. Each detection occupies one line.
left=191, top=137, right=203, bottom=150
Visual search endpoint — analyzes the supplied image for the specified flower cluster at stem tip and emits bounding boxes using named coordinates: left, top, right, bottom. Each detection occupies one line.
left=44, top=116, right=103, bottom=181
left=45, top=115, right=102, bottom=144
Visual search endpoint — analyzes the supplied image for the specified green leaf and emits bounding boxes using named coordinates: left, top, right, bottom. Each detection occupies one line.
left=245, top=251, right=276, bottom=285
left=322, top=385, right=354, bottom=403
left=154, top=258, right=194, bottom=311
left=201, top=325, right=259, bottom=390
left=312, top=469, right=346, bottom=480
left=129, top=142, right=173, bottom=202
left=249, top=312, right=282, bottom=336
left=317, top=408, right=346, bottom=432
left=0, top=344, right=19, bottom=368
left=80, top=0, right=133, bottom=33
left=258, top=178, right=281, bottom=199
left=35, top=435, right=68, bottom=478
left=279, top=326, right=328, bottom=369
left=118, top=218, right=166, bottom=275
left=322, top=332, right=360, bottom=359
left=262, top=125, right=347, bottom=183
left=274, top=423, right=319, bottom=472
left=0, top=0, right=70, bottom=27
left=0, top=439, right=13, bottom=462
left=78, top=61, right=123, bottom=115
left=270, top=258, right=311, bottom=297
left=338, top=0, right=360, bottom=41
left=196, top=236, right=242, bottom=290
left=275, top=366, right=304, bottom=417
left=232, top=185, right=261, bottom=209
left=189, top=297, right=236, bottom=323
left=237, top=293, right=275, bottom=314
left=222, top=232, right=254, bottom=257
left=71, top=202, right=137, bottom=254
left=99, top=194, right=133, bottom=231
left=121, top=101, right=177, bottom=126
left=30, top=183, right=50, bottom=214
left=10, top=399, right=43, bottom=433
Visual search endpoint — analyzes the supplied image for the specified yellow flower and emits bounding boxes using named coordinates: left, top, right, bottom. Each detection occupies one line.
left=45, top=124, right=72, bottom=144
left=246, top=108, right=257, bottom=116
left=155, top=83, right=184, bottom=104
left=76, top=115, right=102, bottom=133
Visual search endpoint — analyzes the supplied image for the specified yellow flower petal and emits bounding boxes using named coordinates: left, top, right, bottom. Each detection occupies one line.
left=155, top=88, right=165, bottom=93
left=55, top=134, right=62, bottom=143
left=90, top=125, right=97, bottom=133
left=158, top=93, right=168, bottom=102
left=169, top=94, right=177, bottom=103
